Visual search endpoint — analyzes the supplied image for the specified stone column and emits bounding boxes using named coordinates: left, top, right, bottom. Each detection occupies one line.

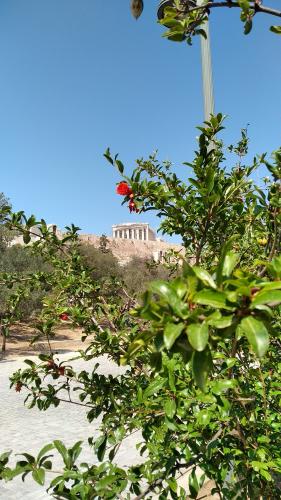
left=139, top=229, right=143, bottom=240
left=126, top=229, right=129, bottom=239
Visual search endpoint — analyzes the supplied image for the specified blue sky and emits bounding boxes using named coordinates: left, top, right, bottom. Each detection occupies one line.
left=0, top=0, right=280, bottom=240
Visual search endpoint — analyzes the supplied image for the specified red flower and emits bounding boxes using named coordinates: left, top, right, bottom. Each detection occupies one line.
left=116, top=182, right=133, bottom=196
left=59, top=313, right=69, bottom=321
left=58, top=366, right=65, bottom=376
left=128, top=200, right=139, bottom=213
left=15, top=382, right=22, bottom=393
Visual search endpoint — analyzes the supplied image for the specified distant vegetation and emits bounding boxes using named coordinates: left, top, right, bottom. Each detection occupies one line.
left=0, top=198, right=171, bottom=323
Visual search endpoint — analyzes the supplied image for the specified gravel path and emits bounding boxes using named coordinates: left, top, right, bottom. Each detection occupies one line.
left=0, top=353, right=141, bottom=499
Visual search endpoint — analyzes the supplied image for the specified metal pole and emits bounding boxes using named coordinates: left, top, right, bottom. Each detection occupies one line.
left=157, top=1, right=215, bottom=121
left=198, top=1, right=215, bottom=120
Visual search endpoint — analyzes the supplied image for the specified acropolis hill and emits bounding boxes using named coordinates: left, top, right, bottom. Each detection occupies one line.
left=80, top=222, right=184, bottom=265
left=12, top=222, right=184, bottom=266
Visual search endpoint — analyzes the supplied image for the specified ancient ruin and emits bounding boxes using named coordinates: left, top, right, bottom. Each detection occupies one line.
left=11, top=223, right=184, bottom=266
left=112, top=222, right=156, bottom=241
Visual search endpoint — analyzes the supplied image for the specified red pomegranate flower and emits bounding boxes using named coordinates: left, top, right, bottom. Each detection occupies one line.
left=59, top=313, right=69, bottom=321
left=116, top=182, right=133, bottom=196
left=128, top=200, right=139, bottom=213
left=58, top=366, right=65, bottom=376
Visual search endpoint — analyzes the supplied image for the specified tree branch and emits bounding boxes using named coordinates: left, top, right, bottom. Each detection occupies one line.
left=179, top=1, right=281, bottom=18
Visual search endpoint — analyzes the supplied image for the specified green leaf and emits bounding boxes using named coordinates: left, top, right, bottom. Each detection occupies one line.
left=188, top=469, right=200, bottom=498
left=32, top=468, right=45, bottom=486
left=222, top=251, right=239, bottom=277
left=160, top=18, right=181, bottom=29
left=268, top=256, right=281, bottom=278
left=150, top=281, right=188, bottom=317
left=164, top=322, right=184, bottom=349
left=196, top=409, right=210, bottom=427
left=238, top=0, right=250, bottom=10
left=37, top=444, right=54, bottom=462
left=259, top=469, right=272, bottom=481
left=216, top=236, right=238, bottom=286
left=239, top=317, right=269, bottom=357
left=20, top=453, right=35, bottom=464
left=192, top=267, right=216, bottom=289
left=251, top=289, right=281, bottom=308
left=206, top=168, right=215, bottom=194
left=96, top=474, right=120, bottom=491
left=24, top=359, right=36, bottom=368
left=259, top=281, right=281, bottom=291
left=195, top=28, right=207, bottom=40
left=0, top=451, right=11, bottom=464
left=188, top=178, right=201, bottom=189
left=207, top=313, right=233, bottom=329
left=70, top=441, right=82, bottom=463
left=244, top=19, right=252, bottom=35
left=187, top=323, right=209, bottom=352
left=23, top=231, right=31, bottom=244
left=94, top=435, right=107, bottom=462
left=192, top=348, right=213, bottom=391
left=193, top=289, right=234, bottom=310
left=115, top=159, right=124, bottom=174
left=53, top=441, right=69, bottom=467
left=270, top=26, right=281, bottom=35
left=103, top=148, right=114, bottom=164
left=164, top=398, right=176, bottom=419
left=143, top=378, right=165, bottom=399
left=163, top=29, right=185, bottom=42
left=212, top=379, right=238, bottom=395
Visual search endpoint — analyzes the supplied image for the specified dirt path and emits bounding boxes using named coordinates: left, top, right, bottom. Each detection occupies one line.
left=1, top=322, right=89, bottom=360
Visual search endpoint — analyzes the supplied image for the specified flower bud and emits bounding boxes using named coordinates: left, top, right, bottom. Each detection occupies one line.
left=130, top=0, right=144, bottom=20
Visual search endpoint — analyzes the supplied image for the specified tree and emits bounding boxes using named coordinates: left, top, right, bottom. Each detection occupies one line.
left=79, top=243, right=121, bottom=281
left=0, top=117, right=280, bottom=498
left=130, top=0, right=281, bottom=40
left=0, top=3, right=281, bottom=498
left=122, top=256, right=171, bottom=296
left=0, top=192, right=13, bottom=252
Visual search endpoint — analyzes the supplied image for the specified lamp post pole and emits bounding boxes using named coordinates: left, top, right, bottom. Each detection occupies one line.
left=198, top=0, right=215, bottom=120
left=157, top=0, right=215, bottom=121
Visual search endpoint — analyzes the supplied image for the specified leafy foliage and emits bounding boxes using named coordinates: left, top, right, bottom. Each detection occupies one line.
left=0, top=116, right=281, bottom=498
left=146, top=1, right=281, bottom=43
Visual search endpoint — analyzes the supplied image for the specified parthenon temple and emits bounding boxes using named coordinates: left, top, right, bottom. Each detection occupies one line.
left=112, top=223, right=156, bottom=242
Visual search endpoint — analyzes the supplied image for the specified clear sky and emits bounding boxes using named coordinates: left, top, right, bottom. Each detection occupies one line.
left=0, top=1, right=280, bottom=240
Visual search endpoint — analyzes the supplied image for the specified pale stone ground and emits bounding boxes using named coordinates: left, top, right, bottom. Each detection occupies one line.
left=0, top=352, right=217, bottom=499
left=0, top=354, right=141, bottom=499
